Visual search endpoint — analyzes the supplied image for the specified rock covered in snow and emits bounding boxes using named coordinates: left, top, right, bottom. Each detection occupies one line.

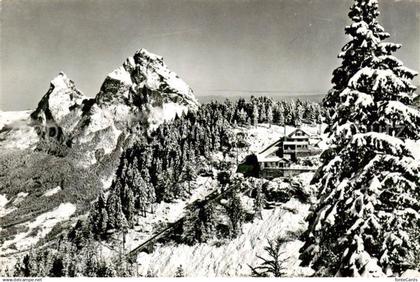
left=94, top=48, right=199, bottom=130
left=28, top=49, right=200, bottom=164
left=31, top=72, right=88, bottom=140
left=99, top=49, right=197, bottom=106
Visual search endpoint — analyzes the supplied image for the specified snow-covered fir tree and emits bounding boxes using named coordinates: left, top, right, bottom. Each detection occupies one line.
left=300, top=0, right=420, bottom=277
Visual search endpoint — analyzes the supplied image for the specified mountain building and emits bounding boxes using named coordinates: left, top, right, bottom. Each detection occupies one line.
left=238, top=128, right=321, bottom=179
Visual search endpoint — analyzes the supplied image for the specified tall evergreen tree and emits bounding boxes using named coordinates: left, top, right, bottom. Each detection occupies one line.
left=295, top=104, right=304, bottom=127
left=278, top=105, right=285, bottom=126
left=14, top=254, right=31, bottom=277
left=90, top=191, right=108, bottom=237
left=122, top=185, right=135, bottom=226
left=252, top=104, right=259, bottom=126
left=106, top=184, right=128, bottom=231
left=225, top=184, right=245, bottom=238
left=300, top=0, right=420, bottom=277
left=267, top=106, right=273, bottom=127
left=181, top=163, right=197, bottom=193
left=49, top=257, right=65, bottom=277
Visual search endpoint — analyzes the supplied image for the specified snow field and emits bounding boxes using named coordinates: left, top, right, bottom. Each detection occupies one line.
left=135, top=198, right=313, bottom=277
left=1, top=203, right=76, bottom=255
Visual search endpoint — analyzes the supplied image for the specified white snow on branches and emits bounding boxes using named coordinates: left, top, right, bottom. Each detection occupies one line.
left=350, top=132, right=408, bottom=155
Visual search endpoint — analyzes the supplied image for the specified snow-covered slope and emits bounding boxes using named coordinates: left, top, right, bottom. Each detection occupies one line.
left=135, top=198, right=313, bottom=277
left=0, top=110, right=38, bottom=150
left=128, top=168, right=317, bottom=277
left=0, top=111, right=32, bottom=130
left=1, top=202, right=76, bottom=255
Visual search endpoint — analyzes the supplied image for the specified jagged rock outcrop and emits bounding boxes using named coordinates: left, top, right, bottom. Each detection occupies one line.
left=94, top=48, right=199, bottom=128
left=31, top=72, right=89, bottom=142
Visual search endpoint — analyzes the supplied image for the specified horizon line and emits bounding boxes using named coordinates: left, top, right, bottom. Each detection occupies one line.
left=196, top=89, right=326, bottom=96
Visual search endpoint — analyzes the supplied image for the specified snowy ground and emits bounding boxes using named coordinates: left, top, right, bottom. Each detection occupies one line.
left=42, top=186, right=62, bottom=197
left=129, top=167, right=318, bottom=277
left=102, top=176, right=218, bottom=255
left=0, top=194, right=29, bottom=218
left=0, top=122, right=325, bottom=276
left=118, top=124, right=324, bottom=277
left=134, top=198, right=313, bottom=277
left=0, top=203, right=76, bottom=255
left=0, top=110, right=39, bottom=150
left=233, top=123, right=328, bottom=159
left=0, top=194, right=10, bottom=218
left=0, top=111, right=32, bottom=129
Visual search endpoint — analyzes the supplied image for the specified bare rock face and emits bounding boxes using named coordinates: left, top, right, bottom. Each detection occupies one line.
left=30, top=49, right=200, bottom=164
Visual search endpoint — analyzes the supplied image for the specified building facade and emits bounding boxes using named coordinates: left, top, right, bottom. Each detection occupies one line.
left=238, top=128, right=321, bottom=179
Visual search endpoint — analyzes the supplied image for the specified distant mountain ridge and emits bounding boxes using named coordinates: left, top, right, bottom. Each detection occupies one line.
left=27, top=48, right=200, bottom=164
left=196, top=94, right=325, bottom=104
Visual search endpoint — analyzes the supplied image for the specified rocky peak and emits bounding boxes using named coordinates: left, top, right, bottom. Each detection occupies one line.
left=30, top=49, right=200, bottom=164
left=31, top=72, right=87, bottom=138
left=96, top=48, right=199, bottom=110
left=51, top=72, right=75, bottom=90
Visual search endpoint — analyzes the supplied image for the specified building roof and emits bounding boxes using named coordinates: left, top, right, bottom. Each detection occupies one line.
left=283, top=141, right=309, bottom=145
left=287, top=128, right=310, bottom=138
left=258, top=156, right=290, bottom=163
left=259, top=128, right=310, bottom=155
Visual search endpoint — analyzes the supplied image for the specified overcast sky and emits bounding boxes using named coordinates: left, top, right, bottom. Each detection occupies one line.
left=1, top=0, right=419, bottom=111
